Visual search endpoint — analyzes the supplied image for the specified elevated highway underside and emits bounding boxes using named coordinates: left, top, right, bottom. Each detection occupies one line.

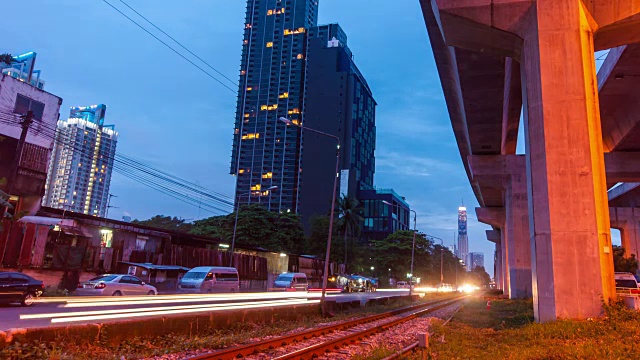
left=420, top=0, right=640, bottom=322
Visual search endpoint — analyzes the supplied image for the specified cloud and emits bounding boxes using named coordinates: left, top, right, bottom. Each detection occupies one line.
left=376, top=152, right=459, bottom=177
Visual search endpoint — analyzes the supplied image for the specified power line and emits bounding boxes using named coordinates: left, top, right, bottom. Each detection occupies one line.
left=0, top=113, right=234, bottom=214
left=101, top=0, right=237, bottom=94
left=116, top=0, right=237, bottom=87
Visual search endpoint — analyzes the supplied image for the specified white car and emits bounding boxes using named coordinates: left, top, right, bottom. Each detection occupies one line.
left=76, top=274, right=157, bottom=296
left=614, top=272, right=640, bottom=295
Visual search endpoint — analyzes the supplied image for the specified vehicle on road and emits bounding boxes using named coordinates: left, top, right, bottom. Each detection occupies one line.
left=614, top=272, right=640, bottom=294
left=344, top=275, right=376, bottom=292
left=396, top=281, right=410, bottom=289
left=76, top=274, right=158, bottom=296
left=178, top=266, right=240, bottom=293
left=0, top=272, right=44, bottom=306
left=273, top=272, right=308, bottom=291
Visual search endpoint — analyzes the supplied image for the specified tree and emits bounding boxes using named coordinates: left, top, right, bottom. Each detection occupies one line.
left=190, top=204, right=305, bottom=254
left=465, top=266, right=491, bottom=287
left=0, top=53, right=13, bottom=65
left=0, top=189, right=13, bottom=232
left=132, top=215, right=193, bottom=232
left=613, top=246, right=639, bottom=274
left=335, top=195, right=363, bottom=267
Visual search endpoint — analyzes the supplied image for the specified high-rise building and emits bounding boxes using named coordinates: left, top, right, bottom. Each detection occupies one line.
left=358, top=188, right=410, bottom=241
left=231, top=0, right=320, bottom=213
left=0, top=52, right=46, bottom=90
left=468, top=252, right=484, bottom=270
left=457, top=206, right=469, bottom=269
left=43, top=104, right=118, bottom=217
left=300, top=24, right=376, bottom=226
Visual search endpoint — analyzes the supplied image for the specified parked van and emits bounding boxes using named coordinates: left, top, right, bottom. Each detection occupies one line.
left=614, top=272, right=640, bottom=294
left=273, top=272, right=308, bottom=291
left=178, top=267, right=239, bottom=293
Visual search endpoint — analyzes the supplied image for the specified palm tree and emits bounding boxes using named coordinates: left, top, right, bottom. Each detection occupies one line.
left=335, top=195, right=363, bottom=268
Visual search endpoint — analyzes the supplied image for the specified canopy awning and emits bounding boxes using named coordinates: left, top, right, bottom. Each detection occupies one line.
left=60, top=226, right=93, bottom=238
left=18, top=216, right=75, bottom=227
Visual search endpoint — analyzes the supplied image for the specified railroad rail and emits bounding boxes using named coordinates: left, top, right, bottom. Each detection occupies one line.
left=188, top=294, right=467, bottom=360
left=381, top=296, right=465, bottom=360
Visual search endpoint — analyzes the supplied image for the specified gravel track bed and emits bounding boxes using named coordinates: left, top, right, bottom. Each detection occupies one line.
left=143, top=310, right=407, bottom=360
left=145, top=298, right=464, bottom=360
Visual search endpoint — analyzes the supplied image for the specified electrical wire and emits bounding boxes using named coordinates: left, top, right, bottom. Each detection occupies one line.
left=101, top=0, right=237, bottom=94
left=116, top=0, right=237, bottom=87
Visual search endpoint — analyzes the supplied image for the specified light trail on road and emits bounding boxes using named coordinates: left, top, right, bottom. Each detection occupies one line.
left=21, top=298, right=310, bottom=320
left=49, top=299, right=318, bottom=324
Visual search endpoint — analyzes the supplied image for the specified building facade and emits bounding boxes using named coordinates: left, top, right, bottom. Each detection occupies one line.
left=0, top=52, right=46, bottom=90
left=468, top=252, right=484, bottom=270
left=43, top=104, right=117, bottom=217
left=230, top=0, right=320, bottom=213
left=299, top=24, right=376, bottom=227
left=457, top=206, right=469, bottom=269
left=0, top=68, right=62, bottom=216
left=358, top=188, right=410, bottom=241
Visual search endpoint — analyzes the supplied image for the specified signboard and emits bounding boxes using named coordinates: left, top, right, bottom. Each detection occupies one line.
left=127, top=266, right=137, bottom=276
left=339, top=169, right=349, bottom=197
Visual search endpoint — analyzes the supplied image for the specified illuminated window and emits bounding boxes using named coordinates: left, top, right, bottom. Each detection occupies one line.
left=261, top=104, right=278, bottom=111
left=234, top=128, right=239, bottom=134
left=262, top=172, right=273, bottom=179
left=238, top=169, right=245, bottom=174
left=245, top=24, right=252, bottom=29
left=288, top=108, right=300, bottom=115
left=243, top=40, right=249, bottom=45
left=297, top=54, right=304, bottom=60
left=266, top=42, right=273, bottom=48
left=246, top=86, right=253, bottom=91
left=240, top=70, right=246, bottom=75
left=244, top=113, right=250, bottom=118
left=279, top=92, right=289, bottom=99
left=284, top=27, right=306, bottom=36
left=267, top=9, right=273, bottom=15
left=267, top=8, right=285, bottom=15
left=251, top=184, right=262, bottom=191
left=242, top=133, right=260, bottom=140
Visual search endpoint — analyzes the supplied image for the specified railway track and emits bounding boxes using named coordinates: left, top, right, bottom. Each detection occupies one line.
left=188, top=294, right=468, bottom=360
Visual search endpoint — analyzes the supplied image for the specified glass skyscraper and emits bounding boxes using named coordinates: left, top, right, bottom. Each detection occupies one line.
left=231, top=0, right=320, bottom=213
left=457, top=206, right=469, bottom=269
left=43, top=104, right=117, bottom=217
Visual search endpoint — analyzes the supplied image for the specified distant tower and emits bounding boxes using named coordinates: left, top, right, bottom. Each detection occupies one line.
left=457, top=205, right=469, bottom=269
left=43, top=104, right=118, bottom=217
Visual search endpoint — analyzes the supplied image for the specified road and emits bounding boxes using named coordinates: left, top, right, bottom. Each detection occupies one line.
left=0, top=289, right=412, bottom=331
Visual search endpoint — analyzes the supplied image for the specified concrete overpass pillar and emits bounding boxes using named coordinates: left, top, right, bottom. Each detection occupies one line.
left=486, top=229, right=503, bottom=291
left=610, top=207, right=640, bottom=258
left=476, top=208, right=508, bottom=295
left=521, top=0, right=615, bottom=322
left=470, top=155, right=533, bottom=299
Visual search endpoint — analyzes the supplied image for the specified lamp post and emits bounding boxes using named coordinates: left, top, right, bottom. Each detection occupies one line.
left=382, top=200, right=417, bottom=297
left=229, top=185, right=278, bottom=267
left=278, top=117, right=340, bottom=315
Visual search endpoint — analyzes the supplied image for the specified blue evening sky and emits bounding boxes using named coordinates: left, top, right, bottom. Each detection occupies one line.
left=3, top=1, right=621, bottom=278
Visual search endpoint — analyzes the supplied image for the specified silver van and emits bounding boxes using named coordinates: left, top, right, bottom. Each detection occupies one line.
left=273, top=272, right=308, bottom=291
left=178, top=266, right=240, bottom=293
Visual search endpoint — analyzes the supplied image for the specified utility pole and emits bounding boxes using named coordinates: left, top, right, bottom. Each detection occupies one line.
left=105, top=193, right=117, bottom=218
left=5, top=111, right=34, bottom=201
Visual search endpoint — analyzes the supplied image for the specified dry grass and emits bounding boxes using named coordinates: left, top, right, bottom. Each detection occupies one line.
left=417, top=296, right=640, bottom=360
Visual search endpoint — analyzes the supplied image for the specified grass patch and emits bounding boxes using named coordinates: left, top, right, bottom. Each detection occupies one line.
left=419, top=296, right=640, bottom=360
left=0, top=294, right=448, bottom=360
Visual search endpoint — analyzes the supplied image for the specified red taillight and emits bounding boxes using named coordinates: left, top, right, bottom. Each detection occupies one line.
left=631, top=289, right=640, bottom=294
left=94, top=283, right=106, bottom=289
left=77, top=283, right=83, bottom=289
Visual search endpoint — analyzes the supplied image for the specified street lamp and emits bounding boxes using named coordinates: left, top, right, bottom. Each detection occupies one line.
left=278, top=116, right=340, bottom=315
left=426, top=234, right=445, bottom=285
left=382, top=200, right=417, bottom=297
left=229, top=185, right=278, bottom=267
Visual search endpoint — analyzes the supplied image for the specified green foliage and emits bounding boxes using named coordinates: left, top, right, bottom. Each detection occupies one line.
left=0, top=53, right=13, bottom=65
left=0, top=189, right=13, bottom=232
left=132, top=215, right=193, bottom=232
left=335, top=195, right=363, bottom=267
left=369, top=230, right=465, bottom=285
left=612, top=245, right=639, bottom=274
left=465, top=266, right=492, bottom=286
left=190, top=204, right=305, bottom=253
